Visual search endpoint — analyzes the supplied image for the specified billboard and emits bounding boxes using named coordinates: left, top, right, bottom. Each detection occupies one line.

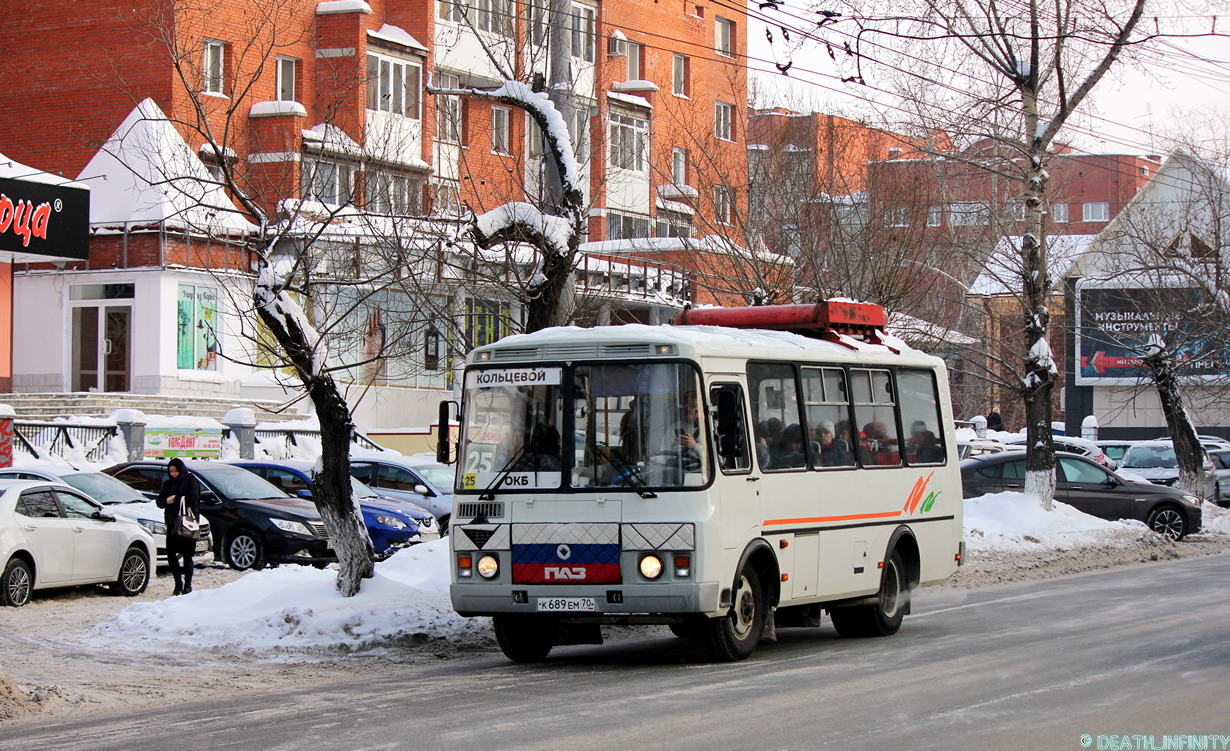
left=1075, top=284, right=1230, bottom=384
left=143, top=428, right=223, bottom=459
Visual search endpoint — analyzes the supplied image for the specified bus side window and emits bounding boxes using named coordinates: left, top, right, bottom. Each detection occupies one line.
left=710, top=383, right=751, bottom=473
left=852, top=368, right=902, bottom=467
left=748, top=362, right=803, bottom=471
left=898, top=369, right=947, bottom=465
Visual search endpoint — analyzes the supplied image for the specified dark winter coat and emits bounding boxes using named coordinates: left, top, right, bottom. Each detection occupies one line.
left=156, top=458, right=201, bottom=529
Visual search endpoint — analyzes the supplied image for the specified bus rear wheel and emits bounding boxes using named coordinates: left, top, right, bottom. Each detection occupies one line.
left=492, top=615, right=556, bottom=662
left=706, top=567, right=764, bottom=661
left=830, top=549, right=907, bottom=638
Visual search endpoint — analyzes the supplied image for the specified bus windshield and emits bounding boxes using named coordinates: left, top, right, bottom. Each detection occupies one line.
left=459, top=362, right=709, bottom=493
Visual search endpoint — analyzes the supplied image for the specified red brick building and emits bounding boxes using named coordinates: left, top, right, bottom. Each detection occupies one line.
left=0, top=0, right=762, bottom=426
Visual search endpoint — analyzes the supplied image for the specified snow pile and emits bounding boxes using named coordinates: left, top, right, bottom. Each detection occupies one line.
left=964, top=491, right=1132, bottom=551
left=92, top=540, right=491, bottom=655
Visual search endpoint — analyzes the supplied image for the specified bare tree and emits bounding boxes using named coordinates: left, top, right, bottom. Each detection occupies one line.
left=795, top=0, right=1151, bottom=507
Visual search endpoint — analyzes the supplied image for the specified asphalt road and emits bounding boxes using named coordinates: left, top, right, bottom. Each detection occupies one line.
left=5, top=553, right=1229, bottom=751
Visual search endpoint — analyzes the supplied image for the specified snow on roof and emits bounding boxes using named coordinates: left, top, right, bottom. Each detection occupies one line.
left=968, top=234, right=1095, bottom=297
left=0, top=151, right=88, bottom=189
left=302, top=123, right=363, bottom=157
left=315, top=0, right=372, bottom=14
left=582, top=234, right=793, bottom=264
left=77, top=99, right=254, bottom=235
left=367, top=24, right=428, bottom=52
left=888, top=311, right=978, bottom=346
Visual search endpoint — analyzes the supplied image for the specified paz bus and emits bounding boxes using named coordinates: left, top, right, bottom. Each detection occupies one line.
left=438, top=301, right=963, bottom=662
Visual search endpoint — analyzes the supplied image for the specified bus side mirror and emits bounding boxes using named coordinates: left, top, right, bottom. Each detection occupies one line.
left=436, top=400, right=457, bottom=464
left=715, top=390, right=742, bottom=458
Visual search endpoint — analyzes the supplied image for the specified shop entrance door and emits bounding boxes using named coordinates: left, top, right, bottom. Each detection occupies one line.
left=71, top=305, right=131, bottom=392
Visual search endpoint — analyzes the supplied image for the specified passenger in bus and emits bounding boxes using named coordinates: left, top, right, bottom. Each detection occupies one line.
left=675, top=392, right=704, bottom=471
left=775, top=425, right=808, bottom=468
left=616, top=399, right=642, bottom=463
left=860, top=421, right=898, bottom=465
left=513, top=423, right=563, bottom=471
left=914, top=430, right=945, bottom=463
left=817, top=420, right=852, bottom=467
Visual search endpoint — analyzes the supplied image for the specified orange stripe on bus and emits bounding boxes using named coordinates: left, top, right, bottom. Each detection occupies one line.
left=763, top=511, right=903, bottom=525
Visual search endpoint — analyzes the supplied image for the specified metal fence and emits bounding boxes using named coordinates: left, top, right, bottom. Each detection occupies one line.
left=13, top=422, right=119, bottom=464
left=11, top=420, right=384, bottom=464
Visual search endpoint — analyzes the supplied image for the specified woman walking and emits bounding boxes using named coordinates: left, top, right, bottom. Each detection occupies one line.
left=156, top=457, right=200, bottom=595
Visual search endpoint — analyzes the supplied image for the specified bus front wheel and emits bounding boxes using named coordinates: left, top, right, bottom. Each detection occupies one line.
left=706, top=567, right=764, bottom=661
left=492, top=615, right=555, bottom=662
left=830, top=549, right=907, bottom=638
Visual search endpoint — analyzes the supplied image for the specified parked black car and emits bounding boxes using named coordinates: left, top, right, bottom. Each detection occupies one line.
left=960, top=453, right=1203, bottom=540
left=104, top=460, right=335, bottom=570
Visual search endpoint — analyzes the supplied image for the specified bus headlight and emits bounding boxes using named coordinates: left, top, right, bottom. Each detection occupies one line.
left=477, top=554, right=500, bottom=579
left=639, top=554, right=664, bottom=580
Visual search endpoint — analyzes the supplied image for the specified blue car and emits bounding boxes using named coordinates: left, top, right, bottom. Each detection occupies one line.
left=230, top=461, right=440, bottom=555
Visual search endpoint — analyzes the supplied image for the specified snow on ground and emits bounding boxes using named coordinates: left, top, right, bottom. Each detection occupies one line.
left=92, top=539, right=491, bottom=656
left=78, top=493, right=1230, bottom=658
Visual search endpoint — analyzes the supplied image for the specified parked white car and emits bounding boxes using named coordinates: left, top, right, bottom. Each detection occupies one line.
left=0, top=466, right=211, bottom=566
left=1, top=479, right=155, bottom=606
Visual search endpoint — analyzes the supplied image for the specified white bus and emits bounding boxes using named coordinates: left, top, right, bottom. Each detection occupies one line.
left=441, top=302, right=963, bottom=662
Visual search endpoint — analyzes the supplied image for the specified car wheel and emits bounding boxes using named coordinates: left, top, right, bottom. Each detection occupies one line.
left=705, top=566, right=764, bottom=661
left=226, top=529, right=267, bottom=570
left=1, top=557, right=32, bottom=607
left=830, top=549, right=909, bottom=638
left=438, top=514, right=450, bottom=538
left=110, top=547, right=150, bottom=597
left=492, top=615, right=555, bottom=662
left=1147, top=505, right=1188, bottom=541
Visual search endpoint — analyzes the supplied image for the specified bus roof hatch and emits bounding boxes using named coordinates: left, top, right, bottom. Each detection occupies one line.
left=671, top=301, right=895, bottom=351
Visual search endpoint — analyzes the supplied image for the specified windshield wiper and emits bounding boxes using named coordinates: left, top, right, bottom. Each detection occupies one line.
left=599, top=444, right=656, bottom=498
left=478, top=444, right=529, bottom=501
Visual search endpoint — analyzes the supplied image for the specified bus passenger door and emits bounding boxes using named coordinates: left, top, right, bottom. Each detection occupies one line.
left=709, top=382, right=761, bottom=552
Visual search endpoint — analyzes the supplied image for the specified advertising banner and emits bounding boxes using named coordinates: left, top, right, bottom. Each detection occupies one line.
left=1076, top=285, right=1229, bottom=384
left=0, top=176, right=89, bottom=260
left=143, top=428, right=223, bottom=459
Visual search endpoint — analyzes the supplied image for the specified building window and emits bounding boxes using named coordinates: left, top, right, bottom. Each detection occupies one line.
left=609, top=113, right=648, bottom=171
left=572, top=5, right=596, bottom=62
left=718, top=16, right=733, bottom=55
left=436, top=72, right=463, bottom=143
left=715, top=101, right=733, bottom=141
left=438, top=0, right=513, bottom=36
left=434, top=179, right=462, bottom=215
left=276, top=57, right=297, bottom=102
left=656, top=213, right=693, bottom=238
left=715, top=185, right=734, bottom=225
left=1053, top=203, right=1068, bottom=223
left=203, top=39, right=225, bottom=94
left=626, top=41, right=644, bottom=79
left=366, top=172, right=422, bottom=216
left=606, top=210, right=650, bottom=240
left=177, top=284, right=221, bottom=371
left=672, top=147, right=688, bottom=185
left=948, top=201, right=989, bottom=226
left=715, top=17, right=734, bottom=56
left=1082, top=202, right=1109, bottom=222
left=926, top=206, right=942, bottom=227
left=1007, top=199, right=1026, bottom=222
left=300, top=158, right=354, bottom=206
left=367, top=53, right=421, bottom=119
left=884, top=207, right=909, bottom=227
left=673, top=54, right=690, bottom=96
left=491, top=105, right=511, bottom=154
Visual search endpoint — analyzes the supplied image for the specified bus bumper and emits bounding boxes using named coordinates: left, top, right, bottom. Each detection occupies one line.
left=451, top=580, right=722, bottom=619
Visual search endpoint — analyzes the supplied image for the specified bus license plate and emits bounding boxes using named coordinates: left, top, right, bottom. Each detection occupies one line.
left=536, top=597, right=596, bottom=612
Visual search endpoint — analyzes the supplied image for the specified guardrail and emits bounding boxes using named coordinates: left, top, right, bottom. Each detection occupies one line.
left=9, top=418, right=385, bottom=464
left=13, top=421, right=118, bottom=464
